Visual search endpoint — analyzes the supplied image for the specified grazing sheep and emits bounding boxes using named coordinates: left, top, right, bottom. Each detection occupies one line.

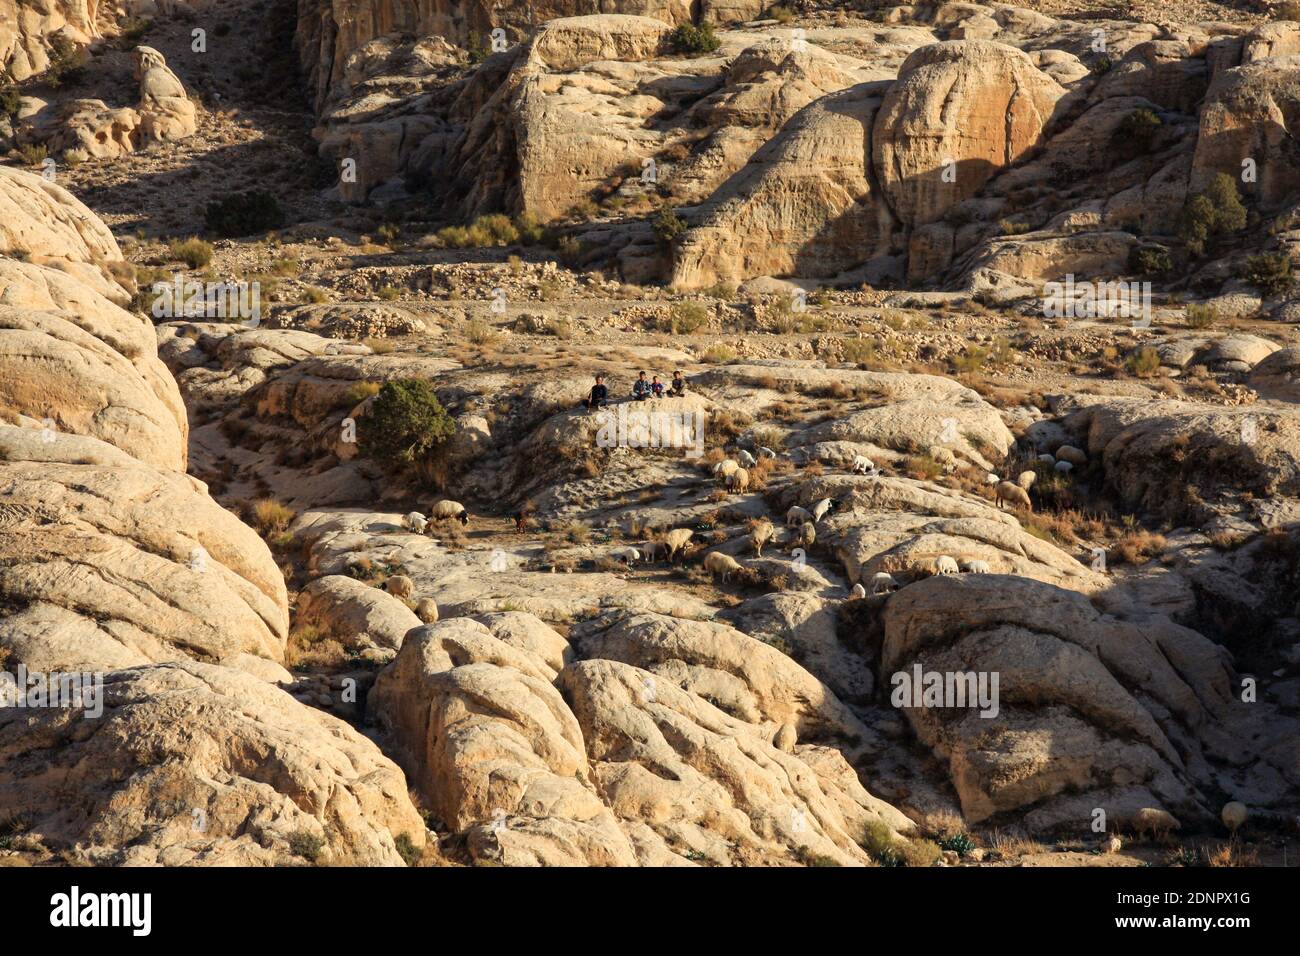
left=986, top=473, right=1000, bottom=485
left=929, top=445, right=957, bottom=472
left=1222, top=802, right=1248, bottom=832
left=384, top=574, right=415, bottom=599
left=850, top=582, right=867, bottom=599
left=871, top=572, right=898, bottom=594
left=851, top=455, right=876, bottom=475
left=962, top=559, right=990, bottom=574
left=1102, top=834, right=1122, bottom=855
left=430, top=500, right=469, bottom=525
left=1054, top=459, right=1074, bottom=474
left=415, top=597, right=439, bottom=623
left=1056, top=444, right=1087, bottom=466
left=934, top=555, right=959, bottom=575
left=810, top=497, right=834, bottom=522
left=402, top=512, right=428, bottom=534
left=611, top=546, right=641, bottom=565
left=713, top=459, right=739, bottom=479
left=640, top=540, right=664, bottom=563
left=749, top=520, right=775, bottom=557
left=785, top=505, right=811, bottom=527
left=703, top=551, right=743, bottom=582
left=1016, top=470, right=1036, bottom=490
left=797, top=522, right=816, bottom=548
left=1037, top=453, right=1055, bottom=464
left=737, top=449, right=757, bottom=467
left=1133, top=807, right=1180, bottom=841
left=758, top=446, right=777, bottom=459
left=663, top=528, right=693, bottom=561
left=728, top=467, right=750, bottom=494
left=995, top=480, right=1032, bottom=511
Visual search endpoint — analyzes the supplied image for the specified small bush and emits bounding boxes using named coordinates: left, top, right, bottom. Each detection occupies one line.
left=288, top=829, right=325, bottom=862
left=1129, top=244, right=1173, bottom=277
left=652, top=207, right=687, bottom=247
left=997, top=218, right=1031, bottom=236
left=204, top=191, right=285, bottom=238
left=1185, top=302, right=1218, bottom=329
left=952, top=344, right=989, bottom=374
left=377, top=222, right=401, bottom=247
left=701, top=343, right=736, bottom=363
left=16, top=143, right=47, bottom=167
left=251, top=498, right=296, bottom=535
left=376, top=285, right=401, bottom=301
left=1177, top=173, right=1246, bottom=256
left=168, top=237, right=213, bottom=269
left=1239, top=252, right=1293, bottom=297
left=300, top=286, right=328, bottom=304
left=359, top=379, right=456, bottom=471
left=1275, top=0, right=1300, bottom=19
left=768, top=4, right=795, bottom=23
left=659, top=302, right=709, bottom=334
left=343, top=380, right=381, bottom=405
left=1113, top=108, right=1162, bottom=161
left=465, top=319, right=499, bottom=344
left=0, top=86, right=20, bottom=121
left=1125, top=345, right=1161, bottom=378
left=394, top=833, right=421, bottom=866
left=669, top=22, right=721, bottom=55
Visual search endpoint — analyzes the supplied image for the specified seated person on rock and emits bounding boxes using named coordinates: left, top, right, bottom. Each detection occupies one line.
left=582, top=374, right=609, bottom=409
left=651, top=375, right=665, bottom=398
left=668, top=370, right=687, bottom=397
left=632, top=371, right=652, bottom=401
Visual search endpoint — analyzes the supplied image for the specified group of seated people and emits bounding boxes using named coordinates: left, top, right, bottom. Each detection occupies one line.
left=582, top=370, right=687, bottom=409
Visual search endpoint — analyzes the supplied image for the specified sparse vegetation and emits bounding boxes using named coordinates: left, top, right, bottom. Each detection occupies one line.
left=204, top=191, right=285, bottom=238
left=168, top=237, right=213, bottom=269
left=1239, top=252, right=1293, bottom=297
left=1125, top=345, right=1161, bottom=378
left=669, top=22, right=722, bottom=55
left=1177, top=173, right=1247, bottom=256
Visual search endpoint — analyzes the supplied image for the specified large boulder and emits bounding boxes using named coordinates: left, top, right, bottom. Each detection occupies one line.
left=0, top=661, right=426, bottom=865
left=872, top=41, right=1065, bottom=228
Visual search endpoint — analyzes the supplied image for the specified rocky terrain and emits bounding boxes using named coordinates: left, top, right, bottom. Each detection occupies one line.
left=0, top=0, right=1297, bottom=868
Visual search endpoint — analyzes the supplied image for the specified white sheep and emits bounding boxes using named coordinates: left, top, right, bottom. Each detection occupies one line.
left=611, top=546, right=641, bottom=565
left=961, top=559, right=990, bottom=573
left=402, top=512, right=428, bottom=534
left=785, top=505, right=811, bottom=527
left=1133, top=807, right=1180, bottom=840
left=758, top=446, right=777, bottom=459
left=810, top=497, right=834, bottom=522
left=934, top=555, right=959, bottom=575
left=663, top=528, right=693, bottom=561
left=714, top=458, right=739, bottom=479
left=703, top=551, right=743, bottom=582
left=1054, top=460, right=1074, bottom=474
left=1221, top=802, right=1248, bottom=832
left=871, top=572, right=899, bottom=594
left=1016, top=469, right=1036, bottom=490
left=986, top=473, right=1000, bottom=485
left=850, top=582, right=867, bottom=599
left=640, top=540, right=664, bottom=563
left=929, top=445, right=957, bottom=473
left=1055, top=444, right=1087, bottom=466
left=995, top=480, right=1032, bottom=511
left=430, top=500, right=469, bottom=525
left=385, top=574, right=414, bottom=599
left=728, top=467, right=750, bottom=494
left=851, top=455, right=876, bottom=475
left=797, top=522, right=816, bottom=548
left=737, top=449, right=757, bottom=467
left=750, top=520, right=775, bottom=557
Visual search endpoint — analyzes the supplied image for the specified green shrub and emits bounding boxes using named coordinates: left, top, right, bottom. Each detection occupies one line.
left=0, top=85, right=20, bottom=121
left=45, top=35, right=86, bottom=87
left=466, top=31, right=488, bottom=65
left=360, top=379, right=456, bottom=470
left=700, top=343, right=736, bottom=363
left=1177, top=173, right=1246, bottom=256
left=288, top=829, right=325, bottom=862
left=938, top=832, right=976, bottom=856
left=652, top=207, right=687, bottom=246
left=1184, top=302, right=1218, bottom=328
left=204, top=190, right=285, bottom=237
left=659, top=301, right=710, bottom=334
left=997, top=218, right=1031, bottom=236
left=1239, top=252, right=1293, bottom=297
left=1125, top=345, right=1161, bottom=378
left=394, top=833, right=421, bottom=866
left=768, top=4, right=795, bottom=23
left=16, top=143, right=47, bottom=167
left=168, top=236, right=213, bottom=269
left=1128, top=244, right=1173, bottom=277
left=1113, top=108, right=1162, bottom=161
left=669, top=22, right=721, bottom=55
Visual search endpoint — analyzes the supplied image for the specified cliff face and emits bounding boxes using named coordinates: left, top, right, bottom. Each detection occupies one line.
left=293, top=0, right=695, bottom=110
left=0, top=0, right=98, bottom=82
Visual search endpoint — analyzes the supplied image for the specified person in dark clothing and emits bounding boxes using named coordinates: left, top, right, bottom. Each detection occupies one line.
left=582, top=374, right=609, bottom=409
left=651, top=375, right=665, bottom=398
left=632, top=371, right=651, bottom=401
left=668, top=370, right=687, bottom=397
